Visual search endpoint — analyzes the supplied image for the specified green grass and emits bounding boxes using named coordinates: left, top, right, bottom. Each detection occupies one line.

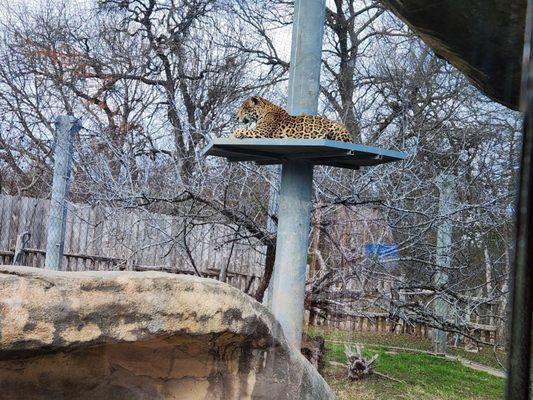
left=308, top=326, right=506, bottom=371
left=308, top=327, right=506, bottom=400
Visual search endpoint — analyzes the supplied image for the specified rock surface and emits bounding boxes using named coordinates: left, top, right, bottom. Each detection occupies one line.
left=380, top=0, right=527, bottom=110
left=0, top=266, right=334, bottom=400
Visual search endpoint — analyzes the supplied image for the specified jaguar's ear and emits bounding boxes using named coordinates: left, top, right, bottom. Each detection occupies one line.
left=251, top=96, right=260, bottom=105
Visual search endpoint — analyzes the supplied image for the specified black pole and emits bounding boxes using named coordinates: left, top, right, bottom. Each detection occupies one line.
left=506, top=1, right=533, bottom=398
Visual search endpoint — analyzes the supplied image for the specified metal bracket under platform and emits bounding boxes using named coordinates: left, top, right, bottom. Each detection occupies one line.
left=203, top=138, right=406, bottom=170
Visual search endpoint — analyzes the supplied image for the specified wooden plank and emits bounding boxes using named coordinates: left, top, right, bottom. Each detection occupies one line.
left=7, top=196, right=22, bottom=251
left=129, top=212, right=142, bottom=270
left=0, top=195, right=14, bottom=250
left=84, top=205, right=97, bottom=270
left=0, top=195, right=10, bottom=249
left=63, top=203, right=75, bottom=268
left=19, top=197, right=31, bottom=236
left=169, top=217, right=181, bottom=269
left=147, top=217, right=158, bottom=266
left=68, top=205, right=80, bottom=271
left=91, top=205, right=105, bottom=257
left=153, top=216, right=165, bottom=266
left=79, top=206, right=91, bottom=271
left=31, top=198, right=46, bottom=253
left=99, top=209, right=112, bottom=268
left=162, top=215, right=173, bottom=266
left=137, top=216, right=148, bottom=265
left=121, top=210, right=133, bottom=267
left=204, top=225, right=214, bottom=272
left=112, top=210, right=126, bottom=267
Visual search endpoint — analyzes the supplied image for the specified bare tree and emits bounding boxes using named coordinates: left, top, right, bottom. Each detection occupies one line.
left=0, top=0, right=520, bottom=350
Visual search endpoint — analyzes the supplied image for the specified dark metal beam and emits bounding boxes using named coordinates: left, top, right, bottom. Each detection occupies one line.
left=506, top=1, right=533, bottom=398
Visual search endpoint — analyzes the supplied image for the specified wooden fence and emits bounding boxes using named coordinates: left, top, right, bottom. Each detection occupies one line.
left=0, top=194, right=265, bottom=292
left=308, top=312, right=497, bottom=345
left=0, top=194, right=499, bottom=343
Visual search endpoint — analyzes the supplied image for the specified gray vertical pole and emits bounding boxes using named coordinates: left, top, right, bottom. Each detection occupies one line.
left=433, top=173, right=455, bottom=354
left=271, top=161, right=314, bottom=347
left=286, top=0, right=327, bottom=115
left=270, top=0, right=326, bottom=349
left=44, top=116, right=81, bottom=270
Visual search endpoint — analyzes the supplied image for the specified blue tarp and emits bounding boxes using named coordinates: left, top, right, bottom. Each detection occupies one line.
left=365, top=243, right=399, bottom=258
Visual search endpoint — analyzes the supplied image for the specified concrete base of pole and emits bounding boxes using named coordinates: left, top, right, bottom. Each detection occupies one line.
left=270, top=161, right=314, bottom=349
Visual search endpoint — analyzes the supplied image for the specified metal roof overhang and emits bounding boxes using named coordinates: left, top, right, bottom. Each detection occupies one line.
left=203, top=138, right=406, bottom=170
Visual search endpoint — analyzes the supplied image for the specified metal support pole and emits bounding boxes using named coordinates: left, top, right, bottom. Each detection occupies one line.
left=433, top=173, right=455, bottom=354
left=271, top=161, right=314, bottom=347
left=44, top=116, right=81, bottom=270
left=506, top=0, right=533, bottom=397
left=270, top=0, right=326, bottom=349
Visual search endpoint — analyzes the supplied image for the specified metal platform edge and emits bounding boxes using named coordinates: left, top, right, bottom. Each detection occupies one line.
left=202, top=138, right=407, bottom=166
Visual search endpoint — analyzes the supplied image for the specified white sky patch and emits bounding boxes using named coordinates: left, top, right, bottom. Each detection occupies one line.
left=268, top=0, right=336, bottom=63
left=270, top=24, right=292, bottom=63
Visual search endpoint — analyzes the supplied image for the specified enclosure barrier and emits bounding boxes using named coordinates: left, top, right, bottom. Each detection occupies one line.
left=0, top=193, right=264, bottom=293
left=308, top=313, right=498, bottom=346
left=1, top=192, right=499, bottom=345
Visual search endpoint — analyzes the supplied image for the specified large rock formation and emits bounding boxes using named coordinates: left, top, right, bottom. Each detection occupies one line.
left=380, top=0, right=527, bottom=110
left=0, top=266, right=334, bottom=400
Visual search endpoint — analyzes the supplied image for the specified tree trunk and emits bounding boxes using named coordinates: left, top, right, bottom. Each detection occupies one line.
left=344, top=344, right=379, bottom=380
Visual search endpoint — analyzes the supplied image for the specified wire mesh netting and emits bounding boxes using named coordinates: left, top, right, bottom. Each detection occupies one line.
left=0, top=0, right=529, bottom=398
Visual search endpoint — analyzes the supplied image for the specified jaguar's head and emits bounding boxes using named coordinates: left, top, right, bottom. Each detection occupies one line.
left=236, top=96, right=264, bottom=124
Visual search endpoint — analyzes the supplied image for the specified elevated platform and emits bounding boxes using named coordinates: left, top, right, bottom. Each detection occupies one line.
left=203, top=138, right=406, bottom=170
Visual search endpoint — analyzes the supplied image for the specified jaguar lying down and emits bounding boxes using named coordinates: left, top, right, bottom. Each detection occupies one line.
left=230, top=96, right=352, bottom=143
